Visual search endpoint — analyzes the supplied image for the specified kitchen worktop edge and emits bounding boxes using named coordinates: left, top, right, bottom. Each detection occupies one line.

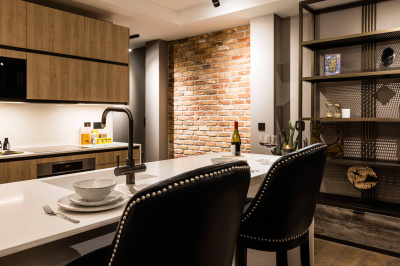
left=0, top=143, right=141, bottom=163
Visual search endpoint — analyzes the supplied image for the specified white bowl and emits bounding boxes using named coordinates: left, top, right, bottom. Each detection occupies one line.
left=72, top=179, right=117, bottom=202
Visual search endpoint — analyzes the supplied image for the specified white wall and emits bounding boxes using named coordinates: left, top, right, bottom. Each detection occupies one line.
left=0, top=103, right=113, bottom=149
left=250, top=15, right=275, bottom=154
left=145, top=40, right=168, bottom=162
left=113, top=47, right=146, bottom=150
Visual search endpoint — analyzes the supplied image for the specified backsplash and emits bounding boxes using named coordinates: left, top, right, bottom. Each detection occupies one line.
left=0, top=103, right=114, bottom=149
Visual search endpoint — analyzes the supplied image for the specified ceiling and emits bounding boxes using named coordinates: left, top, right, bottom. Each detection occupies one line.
left=35, top=0, right=302, bottom=48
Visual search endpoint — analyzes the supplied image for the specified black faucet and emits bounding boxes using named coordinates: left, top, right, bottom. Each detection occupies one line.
left=101, top=107, right=145, bottom=185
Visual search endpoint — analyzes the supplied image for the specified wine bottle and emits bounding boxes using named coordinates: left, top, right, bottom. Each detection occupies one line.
left=231, top=121, right=241, bottom=156
left=3, top=138, right=10, bottom=151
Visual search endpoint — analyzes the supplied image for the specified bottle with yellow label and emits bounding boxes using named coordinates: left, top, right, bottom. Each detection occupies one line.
left=80, top=127, right=91, bottom=145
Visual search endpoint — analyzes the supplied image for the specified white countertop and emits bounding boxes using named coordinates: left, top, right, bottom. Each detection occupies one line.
left=0, top=152, right=277, bottom=257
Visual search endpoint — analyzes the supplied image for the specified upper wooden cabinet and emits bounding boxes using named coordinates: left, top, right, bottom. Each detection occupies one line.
left=84, top=61, right=129, bottom=103
left=27, top=3, right=85, bottom=57
left=0, top=48, right=26, bottom=60
left=85, top=17, right=129, bottom=64
left=27, top=53, right=84, bottom=101
left=0, top=0, right=26, bottom=48
left=105, top=23, right=130, bottom=64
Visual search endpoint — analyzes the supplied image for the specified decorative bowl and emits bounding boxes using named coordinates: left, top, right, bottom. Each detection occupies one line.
left=72, top=179, right=117, bottom=202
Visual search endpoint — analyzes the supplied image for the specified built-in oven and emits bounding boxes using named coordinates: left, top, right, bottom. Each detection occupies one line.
left=0, top=56, right=26, bottom=100
left=37, top=158, right=95, bottom=178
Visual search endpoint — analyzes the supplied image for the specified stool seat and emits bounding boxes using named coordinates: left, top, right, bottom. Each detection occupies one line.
left=235, top=143, right=328, bottom=266
left=67, top=161, right=251, bottom=266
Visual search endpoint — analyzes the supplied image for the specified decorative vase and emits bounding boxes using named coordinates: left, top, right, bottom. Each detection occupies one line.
left=325, top=101, right=333, bottom=118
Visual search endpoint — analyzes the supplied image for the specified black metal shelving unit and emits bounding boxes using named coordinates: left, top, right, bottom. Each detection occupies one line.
left=299, top=0, right=400, bottom=218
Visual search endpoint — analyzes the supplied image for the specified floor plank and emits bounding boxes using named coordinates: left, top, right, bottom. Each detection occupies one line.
left=314, top=239, right=400, bottom=266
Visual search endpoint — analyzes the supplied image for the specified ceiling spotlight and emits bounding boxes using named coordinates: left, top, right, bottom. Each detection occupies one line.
left=130, top=34, right=140, bottom=39
left=212, top=0, right=220, bottom=7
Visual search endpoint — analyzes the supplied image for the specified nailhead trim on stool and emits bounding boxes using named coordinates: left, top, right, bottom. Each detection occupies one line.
left=239, top=144, right=327, bottom=243
left=108, top=164, right=251, bottom=266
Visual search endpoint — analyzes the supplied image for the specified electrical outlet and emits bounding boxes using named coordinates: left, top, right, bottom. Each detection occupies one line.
left=258, top=123, right=265, bottom=131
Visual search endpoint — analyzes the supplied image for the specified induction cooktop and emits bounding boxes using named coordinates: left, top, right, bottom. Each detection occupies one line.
left=20, top=145, right=90, bottom=153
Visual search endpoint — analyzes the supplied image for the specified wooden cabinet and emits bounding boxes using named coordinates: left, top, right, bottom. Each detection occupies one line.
left=0, top=0, right=26, bottom=48
left=27, top=53, right=84, bottom=101
left=27, top=3, right=85, bottom=56
left=84, top=61, right=129, bottom=103
left=0, top=160, right=36, bottom=184
left=112, top=64, right=129, bottom=103
left=95, top=148, right=141, bottom=169
left=104, top=23, right=130, bottom=64
left=0, top=1, right=129, bottom=103
left=95, top=150, right=129, bottom=166
left=84, top=18, right=108, bottom=61
left=84, top=17, right=129, bottom=64
left=0, top=48, right=26, bottom=60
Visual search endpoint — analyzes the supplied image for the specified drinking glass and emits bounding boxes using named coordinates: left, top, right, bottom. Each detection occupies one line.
left=258, top=133, right=268, bottom=161
left=265, top=134, right=277, bottom=164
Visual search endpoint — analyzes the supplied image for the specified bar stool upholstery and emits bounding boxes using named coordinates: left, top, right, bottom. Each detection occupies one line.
left=235, top=143, right=328, bottom=266
left=67, top=160, right=251, bottom=266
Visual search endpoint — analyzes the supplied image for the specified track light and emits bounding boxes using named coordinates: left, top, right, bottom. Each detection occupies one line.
left=212, top=0, right=220, bottom=7
left=129, top=34, right=139, bottom=53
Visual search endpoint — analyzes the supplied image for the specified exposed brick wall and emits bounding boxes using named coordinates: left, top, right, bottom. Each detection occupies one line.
left=168, top=25, right=251, bottom=158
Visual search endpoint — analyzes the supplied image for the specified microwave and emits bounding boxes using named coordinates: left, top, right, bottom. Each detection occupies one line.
left=0, top=56, right=26, bottom=100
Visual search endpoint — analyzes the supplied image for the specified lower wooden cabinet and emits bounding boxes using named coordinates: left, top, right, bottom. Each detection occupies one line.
left=96, top=162, right=124, bottom=170
left=95, top=148, right=140, bottom=169
left=0, top=147, right=140, bottom=184
left=0, top=160, right=37, bottom=184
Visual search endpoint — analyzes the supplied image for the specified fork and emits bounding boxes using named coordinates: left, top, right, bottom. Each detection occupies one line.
left=43, top=205, right=80, bottom=223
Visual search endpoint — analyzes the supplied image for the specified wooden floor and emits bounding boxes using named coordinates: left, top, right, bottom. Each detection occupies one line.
left=315, top=239, right=400, bottom=266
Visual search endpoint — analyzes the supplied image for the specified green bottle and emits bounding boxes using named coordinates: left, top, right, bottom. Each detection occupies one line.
left=231, top=121, right=241, bottom=156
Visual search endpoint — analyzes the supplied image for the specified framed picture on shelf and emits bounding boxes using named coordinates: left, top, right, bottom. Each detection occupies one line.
left=324, top=53, right=341, bottom=76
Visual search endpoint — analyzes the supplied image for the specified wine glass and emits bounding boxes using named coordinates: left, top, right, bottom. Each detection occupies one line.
left=265, top=134, right=277, bottom=164
left=258, top=133, right=268, bottom=161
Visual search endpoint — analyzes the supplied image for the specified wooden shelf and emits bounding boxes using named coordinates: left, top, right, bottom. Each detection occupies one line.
left=302, top=27, right=400, bottom=50
left=302, top=117, right=400, bottom=122
left=327, top=158, right=400, bottom=169
left=302, top=69, right=400, bottom=83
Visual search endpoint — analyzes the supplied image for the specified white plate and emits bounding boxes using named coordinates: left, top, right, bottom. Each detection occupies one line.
left=68, top=190, right=123, bottom=206
left=58, top=193, right=130, bottom=212
left=211, top=157, right=247, bottom=165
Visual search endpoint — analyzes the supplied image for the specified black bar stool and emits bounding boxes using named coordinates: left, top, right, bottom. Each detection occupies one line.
left=235, top=143, right=328, bottom=266
left=67, top=161, right=251, bottom=266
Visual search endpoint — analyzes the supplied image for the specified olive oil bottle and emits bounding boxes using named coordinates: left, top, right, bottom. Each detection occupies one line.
left=231, top=121, right=241, bottom=156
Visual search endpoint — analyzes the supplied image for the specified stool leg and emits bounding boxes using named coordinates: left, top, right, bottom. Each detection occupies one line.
left=235, top=244, right=247, bottom=266
left=276, top=250, right=288, bottom=266
left=300, top=239, right=310, bottom=266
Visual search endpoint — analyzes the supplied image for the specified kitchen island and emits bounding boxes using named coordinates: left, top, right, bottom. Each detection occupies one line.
left=0, top=153, right=313, bottom=265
